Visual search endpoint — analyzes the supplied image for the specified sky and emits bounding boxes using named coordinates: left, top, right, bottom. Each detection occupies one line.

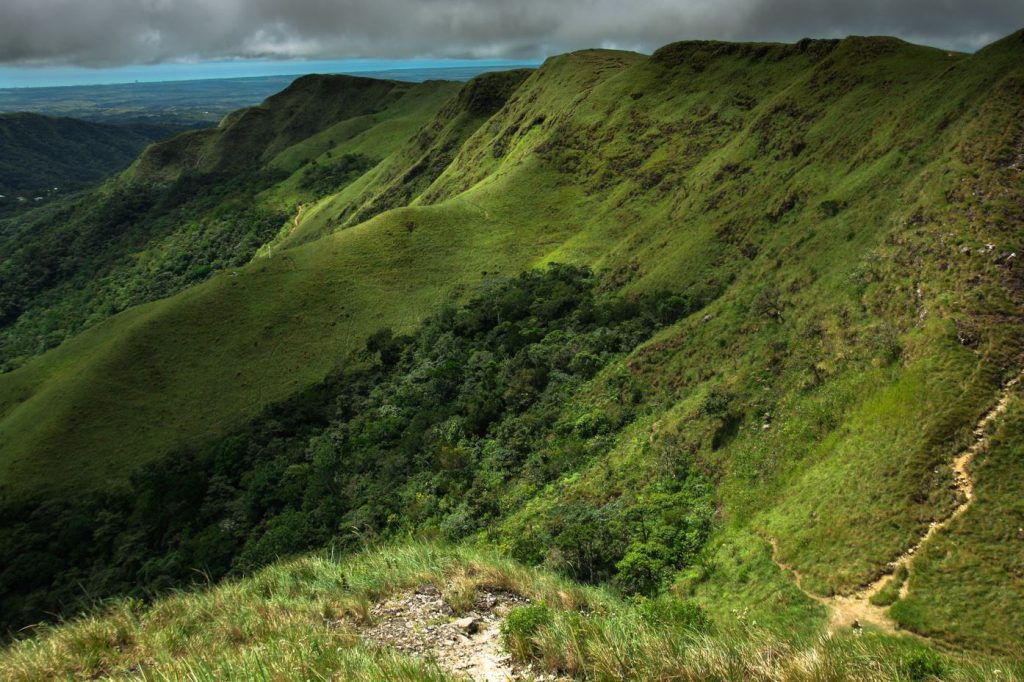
left=0, top=59, right=538, bottom=89
left=1, top=0, right=1022, bottom=88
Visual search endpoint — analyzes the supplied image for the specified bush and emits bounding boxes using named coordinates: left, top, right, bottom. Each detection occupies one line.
left=0, top=264, right=692, bottom=633
left=572, top=411, right=612, bottom=437
left=501, top=603, right=552, bottom=661
left=615, top=543, right=671, bottom=596
left=568, top=350, right=602, bottom=378
left=236, top=510, right=322, bottom=572
left=898, top=649, right=945, bottom=681
left=699, top=387, right=732, bottom=418
left=633, top=595, right=712, bottom=633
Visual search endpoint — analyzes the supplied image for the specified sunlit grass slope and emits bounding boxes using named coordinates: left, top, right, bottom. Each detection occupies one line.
left=0, top=30, right=1022, bottom=654
left=280, top=68, right=533, bottom=246
left=890, top=393, right=1024, bottom=653
left=0, top=186, right=586, bottom=497
left=393, top=33, right=1024, bottom=637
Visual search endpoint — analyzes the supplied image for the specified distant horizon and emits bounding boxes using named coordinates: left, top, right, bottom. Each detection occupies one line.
left=0, top=58, right=543, bottom=90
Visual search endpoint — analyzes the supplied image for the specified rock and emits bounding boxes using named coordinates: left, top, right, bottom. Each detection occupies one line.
left=453, top=616, right=481, bottom=634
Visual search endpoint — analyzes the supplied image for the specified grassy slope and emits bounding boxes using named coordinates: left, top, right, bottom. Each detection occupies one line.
left=890, top=391, right=1024, bottom=653
left=418, top=34, right=1023, bottom=649
left=127, top=74, right=419, bottom=182
left=413, top=36, right=1024, bottom=633
left=0, top=190, right=584, bottom=497
left=280, top=69, right=533, bottom=247
left=0, top=77, right=462, bottom=375
left=0, top=62, right=613, bottom=499
left=1, top=31, right=1023, bottom=656
left=0, top=542, right=1016, bottom=681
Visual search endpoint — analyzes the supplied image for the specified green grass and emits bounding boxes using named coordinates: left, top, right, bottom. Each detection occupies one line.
left=890, top=393, right=1024, bottom=653
left=0, top=194, right=584, bottom=498
left=0, top=543, right=610, bottom=681
left=128, top=74, right=419, bottom=182
left=0, top=30, right=1023, bottom=661
left=870, top=566, right=908, bottom=608
left=0, top=541, right=1018, bottom=681
left=759, top=328, right=990, bottom=594
left=677, top=529, right=827, bottom=638
left=0, top=77, right=463, bottom=374
left=278, top=69, right=531, bottom=247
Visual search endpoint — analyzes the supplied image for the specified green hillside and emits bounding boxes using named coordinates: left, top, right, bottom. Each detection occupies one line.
left=1, top=29, right=1023, bottom=676
left=0, top=113, right=184, bottom=212
left=0, top=76, right=464, bottom=371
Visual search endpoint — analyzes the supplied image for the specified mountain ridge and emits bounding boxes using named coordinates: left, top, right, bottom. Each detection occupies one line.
left=128, top=74, right=426, bottom=182
left=0, top=29, right=1022, bottom=667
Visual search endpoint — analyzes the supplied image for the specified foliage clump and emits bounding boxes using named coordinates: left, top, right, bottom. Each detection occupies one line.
left=298, top=153, right=374, bottom=198
left=0, top=265, right=706, bottom=632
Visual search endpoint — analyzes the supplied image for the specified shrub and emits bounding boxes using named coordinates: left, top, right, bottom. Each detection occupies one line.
left=819, top=198, right=846, bottom=218
left=572, top=411, right=612, bottom=437
left=699, top=387, right=732, bottom=418
left=899, top=649, right=945, bottom=681
left=501, top=603, right=552, bottom=661
left=236, top=510, right=321, bottom=572
left=633, top=595, right=712, bottom=633
left=615, top=543, right=671, bottom=596
left=568, top=350, right=602, bottom=378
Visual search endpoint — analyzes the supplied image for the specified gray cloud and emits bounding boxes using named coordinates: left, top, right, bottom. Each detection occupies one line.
left=1, top=0, right=1021, bottom=67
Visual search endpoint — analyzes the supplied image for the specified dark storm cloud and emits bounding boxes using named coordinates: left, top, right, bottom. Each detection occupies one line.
left=1, top=0, right=1021, bottom=67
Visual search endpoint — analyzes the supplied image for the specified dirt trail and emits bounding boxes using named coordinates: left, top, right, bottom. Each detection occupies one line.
left=362, top=584, right=560, bottom=681
left=771, top=371, right=1021, bottom=636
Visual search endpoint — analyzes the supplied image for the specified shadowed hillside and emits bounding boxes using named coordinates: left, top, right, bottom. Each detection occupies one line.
left=0, top=113, right=185, bottom=209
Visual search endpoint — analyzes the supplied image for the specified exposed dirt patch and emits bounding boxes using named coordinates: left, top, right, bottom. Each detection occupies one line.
left=770, top=538, right=901, bottom=635
left=362, top=584, right=560, bottom=681
left=771, top=371, right=1022, bottom=637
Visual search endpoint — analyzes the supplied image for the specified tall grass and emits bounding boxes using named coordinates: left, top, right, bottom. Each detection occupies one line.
left=2, top=542, right=1019, bottom=681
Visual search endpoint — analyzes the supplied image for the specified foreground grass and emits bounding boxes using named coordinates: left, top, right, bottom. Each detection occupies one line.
left=0, top=543, right=606, bottom=681
left=2, top=542, right=1020, bottom=681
